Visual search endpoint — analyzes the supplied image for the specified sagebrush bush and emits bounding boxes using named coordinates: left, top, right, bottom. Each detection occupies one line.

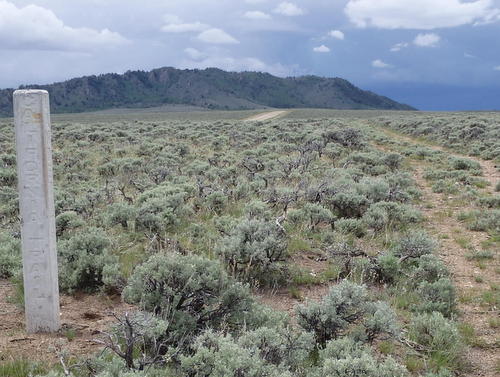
left=335, top=218, right=367, bottom=238
left=244, top=200, right=272, bottom=220
left=135, top=184, right=193, bottom=234
left=238, top=326, right=314, bottom=372
left=432, top=179, right=459, bottom=195
left=0, top=232, right=21, bottom=279
left=216, top=218, right=288, bottom=286
left=205, top=191, right=227, bottom=214
left=180, top=330, right=291, bottom=377
left=376, top=252, right=400, bottom=283
left=466, top=209, right=499, bottom=232
left=412, top=254, right=449, bottom=285
left=297, top=279, right=401, bottom=346
left=393, top=231, right=436, bottom=262
left=449, top=157, right=480, bottom=171
left=123, top=253, right=257, bottom=345
left=58, top=227, right=122, bottom=293
left=415, top=278, right=456, bottom=317
left=329, top=192, right=368, bottom=219
left=363, top=301, right=400, bottom=343
left=363, top=201, right=421, bottom=231
left=55, top=211, right=85, bottom=237
left=314, top=337, right=408, bottom=377
left=408, top=312, right=462, bottom=369
left=477, top=195, right=500, bottom=208
left=106, top=203, right=137, bottom=229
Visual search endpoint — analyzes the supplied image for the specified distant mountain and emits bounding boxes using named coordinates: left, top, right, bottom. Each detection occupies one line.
left=0, top=67, right=415, bottom=116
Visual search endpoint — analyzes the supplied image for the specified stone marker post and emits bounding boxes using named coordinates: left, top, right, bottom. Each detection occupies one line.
left=14, top=90, right=60, bottom=333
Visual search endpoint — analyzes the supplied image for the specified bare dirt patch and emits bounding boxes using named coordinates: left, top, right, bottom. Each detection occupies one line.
left=0, top=280, right=134, bottom=366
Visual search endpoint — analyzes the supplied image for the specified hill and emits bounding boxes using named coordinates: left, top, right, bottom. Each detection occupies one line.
left=0, top=67, right=415, bottom=116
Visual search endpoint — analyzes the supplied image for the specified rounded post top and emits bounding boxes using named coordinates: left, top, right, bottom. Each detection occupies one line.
left=14, top=89, right=49, bottom=97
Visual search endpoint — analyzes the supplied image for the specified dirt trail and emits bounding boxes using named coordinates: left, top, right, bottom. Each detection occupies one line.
left=244, top=110, right=290, bottom=122
left=381, top=128, right=499, bottom=192
left=376, top=127, right=499, bottom=377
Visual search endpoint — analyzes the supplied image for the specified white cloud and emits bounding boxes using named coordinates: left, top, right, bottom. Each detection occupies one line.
left=328, top=30, right=345, bottom=40
left=244, top=11, right=271, bottom=20
left=390, top=42, right=409, bottom=52
left=345, top=0, right=500, bottom=29
left=274, top=2, right=305, bottom=16
left=0, top=0, right=128, bottom=51
left=184, top=47, right=206, bottom=60
left=245, top=0, right=267, bottom=3
left=494, top=66, right=500, bottom=71
left=372, top=59, right=392, bottom=68
left=197, top=28, right=239, bottom=44
left=181, top=55, right=299, bottom=77
left=161, top=21, right=209, bottom=33
left=313, top=45, right=330, bottom=53
left=163, top=14, right=182, bottom=24
left=414, top=33, right=441, bottom=47
left=464, top=52, right=476, bottom=58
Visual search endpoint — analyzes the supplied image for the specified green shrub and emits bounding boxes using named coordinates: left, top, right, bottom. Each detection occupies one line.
left=123, top=253, right=257, bottom=345
left=301, top=203, right=335, bottom=231
left=180, top=330, right=291, bottom=377
left=449, top=157, right=480, bottom=171
left=393, top=231, right=436, bottom=262
left=432, top=179, right=459, bottom=195
left=477, top=195, right=500, bottom=209
left=383, top=153, right=403, bottom=171
left=415, top=278, right=456, bottom=317
left=363, top=202, right=421, bottom=231
left=363, top=301, right=400, bottom=343
left=135, top=184, right=193, bottom=233
left=335, top=218, right=366, bottom=238
left=408, top=312, right=463, bottom=370
left=216, top=219, right=288, bottom=286
left=0, top=232, right=21, bottom=278
left=329, top=192, right=368, bottom=219
left=244, top=200, right=272, bottom=220
left=376, top=253, right=400, bottom=283
left=314, top=337, right=408, bottom=377
left=0, top=167, right=16, bottom=186
left=58, top=227, right=122, bottom=293
left=55, top=211, right=85, bottom=237
left=205, top=191, right=227, bottom=214
left=0, top=358, right=48, bottom=377
left=467, top=209, right=500, bottom=232
left=412, top=254, right=449, bottom=285
left=238, top=326, right=314, bottom=372
left=106, top=203, right=137, bottom=229
left=296, top=281, right=370, bottom=345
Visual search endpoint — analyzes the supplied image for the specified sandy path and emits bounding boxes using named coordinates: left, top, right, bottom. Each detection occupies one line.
left=244, top=110, right=289, bottom=122
left=375, top=127, right=499, bottom=377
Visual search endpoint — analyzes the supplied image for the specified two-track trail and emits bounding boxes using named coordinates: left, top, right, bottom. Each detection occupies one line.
left=243, top=110, right=290, bottom=122
left=374, top=126, right=499, bottom=377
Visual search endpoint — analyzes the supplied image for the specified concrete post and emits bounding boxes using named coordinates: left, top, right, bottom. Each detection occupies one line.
left=13, top=90, right=60, bottom=333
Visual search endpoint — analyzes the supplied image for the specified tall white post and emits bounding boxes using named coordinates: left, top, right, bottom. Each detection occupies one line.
left=14, top=90, right=60, bottom=333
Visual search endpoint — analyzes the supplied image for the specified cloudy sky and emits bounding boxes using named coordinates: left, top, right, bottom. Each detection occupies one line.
left=1, top=0, right=500, bottom=110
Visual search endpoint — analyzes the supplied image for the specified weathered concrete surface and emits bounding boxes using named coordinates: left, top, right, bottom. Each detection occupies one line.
left=14, top=90, right=60, bottom=333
